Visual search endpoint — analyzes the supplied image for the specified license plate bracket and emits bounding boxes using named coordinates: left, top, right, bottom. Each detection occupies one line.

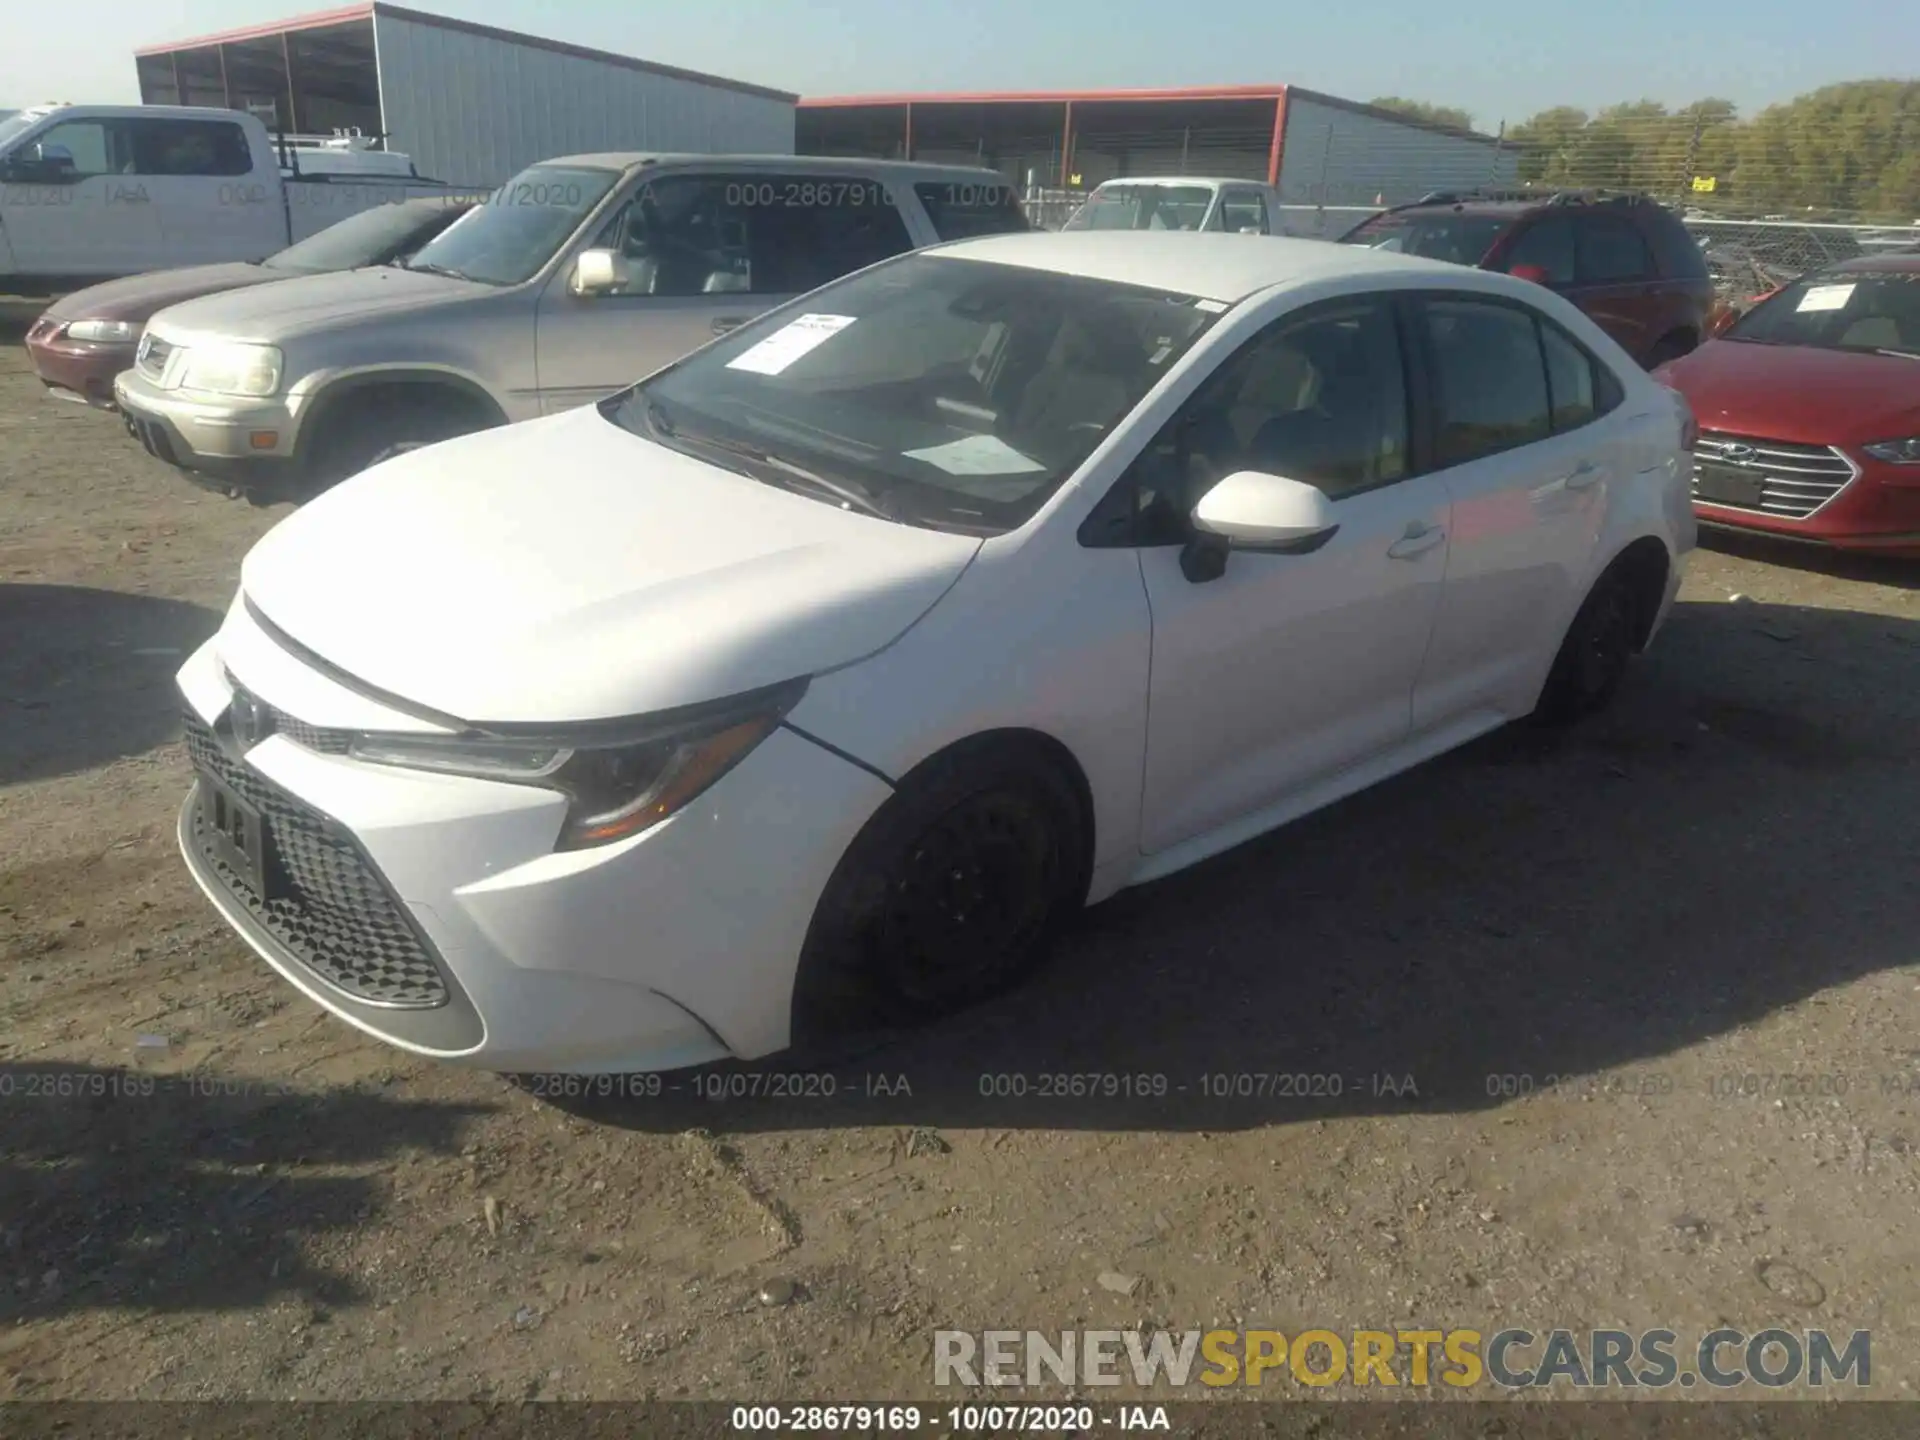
left=1695, top=463, right=1767, bottom=509
left=197, top=772, right=278, bottom=900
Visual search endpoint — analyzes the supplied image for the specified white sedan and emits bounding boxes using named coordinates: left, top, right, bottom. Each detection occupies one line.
left=174, top=232, right=1697, bottom=1075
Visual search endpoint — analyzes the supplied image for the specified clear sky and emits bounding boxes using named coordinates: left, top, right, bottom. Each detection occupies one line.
left=8, top=0, right=1917, bottom=128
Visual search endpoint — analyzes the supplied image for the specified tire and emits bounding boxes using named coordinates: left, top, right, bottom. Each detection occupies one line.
left=301, top=394, right=487, bottom=497
left=790, top=743, right=1090, bottom=1042
left=1642, top=332, right=1696, bottom=370
left=1533, top=569, right=1642, bottom=726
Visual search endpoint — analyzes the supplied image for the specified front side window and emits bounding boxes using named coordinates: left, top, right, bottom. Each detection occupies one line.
left=604, top=253, right=1222, bottom=534
left=1577, top=215, right=1653, bottom=284
left=1219, top=191, right=1270, bottom=234
left=1102, top=297, right=1410, bottom=547
left=1726, top=269, right=1920, bottom=357
left=589, top=173, right=913, bottom=298
left=1501, top=215, right=1576, bottom=284
left=12, top=119, right=124, bottom=178
left=403, top=164, right=621, bottom=286
left=1066, top=184, right=1215, bottom=232
left=1421, top=298, right=1552, bottom=466
left=126, top=119, right=251, bottom=177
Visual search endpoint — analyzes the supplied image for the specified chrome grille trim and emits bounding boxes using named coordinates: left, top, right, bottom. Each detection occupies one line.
left=1691, top=431, right=1860, bottom=521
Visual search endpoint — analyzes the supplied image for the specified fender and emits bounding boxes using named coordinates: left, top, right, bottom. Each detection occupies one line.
left=290, top=365, right=510, bottom=458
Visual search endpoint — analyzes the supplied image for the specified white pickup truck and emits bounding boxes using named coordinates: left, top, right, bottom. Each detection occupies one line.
left=0, top=103, right=467, bottom=295
left=1061, top=176, right=1294, bottom=236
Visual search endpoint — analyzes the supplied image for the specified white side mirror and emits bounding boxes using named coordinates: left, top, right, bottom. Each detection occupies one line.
left=570, top=248, right=622, bottom=296
left=1193, top=470, right=1339, bottom=549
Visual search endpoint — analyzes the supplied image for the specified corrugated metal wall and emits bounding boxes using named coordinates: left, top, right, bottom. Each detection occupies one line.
left=373, top=12, right=794, bottom=186
left=1278, top=95, right=1517, bottom=208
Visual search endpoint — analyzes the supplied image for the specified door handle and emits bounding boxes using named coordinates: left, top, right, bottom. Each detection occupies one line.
left=1561, top=460, right=1601, bottom=490
left=711, top=316, right=748, bottom=335
left=1387, top=523, right=1445, bottom=560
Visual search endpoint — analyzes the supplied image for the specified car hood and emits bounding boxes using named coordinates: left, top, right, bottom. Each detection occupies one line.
left=43, top=263, right=276, bottom=323
left=239, top=406, right=983, bottom=724
left=146, top=266, right=482, bottom=345
left=1660, top=339, right=1920, bottom=446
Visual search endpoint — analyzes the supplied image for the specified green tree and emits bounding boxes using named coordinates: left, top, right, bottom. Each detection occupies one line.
left=1368, top=97, right=1476, bottom=132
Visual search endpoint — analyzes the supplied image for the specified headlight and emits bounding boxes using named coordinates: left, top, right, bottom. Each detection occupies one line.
left=176, top=343, right=283, bottom=397
left=1862, top=437, right=1920, bottom=464
left=346, top=678, right=808, bottom=849
left=63, top=318, right=140, bottom=343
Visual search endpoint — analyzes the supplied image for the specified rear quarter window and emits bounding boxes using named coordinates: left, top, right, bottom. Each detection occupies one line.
left=1641, top=208, right=1710, bottom=281
left=914, top=179, right=1028, bottom=240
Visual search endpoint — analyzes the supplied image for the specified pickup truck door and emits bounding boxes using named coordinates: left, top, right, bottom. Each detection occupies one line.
left=0, top=115, right=160, bottom=278
left=534, top=170, right=922, bottom=413
left=132, top=115, right=285, bottom=264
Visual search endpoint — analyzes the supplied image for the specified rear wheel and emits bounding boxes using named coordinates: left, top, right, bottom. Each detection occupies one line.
left=1533, top=569, right=1644, bottom=726
left=1643, top=331, right=1696, bottom=369
left=790, top=742, right=1090, bottom=1043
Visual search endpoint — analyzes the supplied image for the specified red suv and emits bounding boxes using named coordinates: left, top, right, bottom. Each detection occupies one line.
left=1339, top=190, right=1715, bottom=369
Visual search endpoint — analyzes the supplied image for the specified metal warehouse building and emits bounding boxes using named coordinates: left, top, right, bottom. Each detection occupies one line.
left=799, top=85, right=1518, bottom=219
left=133, top=2, right=797, bottom=187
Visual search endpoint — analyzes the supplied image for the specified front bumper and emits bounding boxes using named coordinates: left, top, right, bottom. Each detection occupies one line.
left=24, top=321, right=134, bottom=407
left=114, top=367, right=305, bottom=499
left=1693, top=458, right=1920, bottom=556
left=173, top=618, right=894, bottom=1073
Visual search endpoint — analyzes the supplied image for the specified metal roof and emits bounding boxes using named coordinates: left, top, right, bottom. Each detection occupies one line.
left=133, top=2, right=798, bottom=104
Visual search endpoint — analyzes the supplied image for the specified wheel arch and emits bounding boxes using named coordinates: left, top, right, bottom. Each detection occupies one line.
left=293, top=366, right=508, bottom=462
left=1593, top=533, right=1672, bottom=651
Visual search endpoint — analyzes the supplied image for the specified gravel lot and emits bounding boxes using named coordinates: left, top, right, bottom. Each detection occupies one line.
left=2, top=323, right=1918, bottom=1407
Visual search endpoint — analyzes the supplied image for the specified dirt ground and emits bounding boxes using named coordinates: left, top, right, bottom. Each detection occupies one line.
left=2, top=324, right=1918, bottom=1410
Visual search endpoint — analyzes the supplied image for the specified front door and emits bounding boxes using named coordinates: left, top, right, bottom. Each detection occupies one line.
left=1133, top=294, right=1451, bottom=854
left=132, top=114, right=278, bottom=264
left=534, top=170, right=918, bottom=413
left=0, top=116, right=160, bottom=278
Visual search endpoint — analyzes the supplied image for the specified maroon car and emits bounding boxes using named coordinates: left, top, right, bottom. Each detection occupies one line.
left=25, top=197, right=472, bottom=407
left=1339, top=190, right=1715, bottom=369
left=1655, top=254, right=1920, bottom=556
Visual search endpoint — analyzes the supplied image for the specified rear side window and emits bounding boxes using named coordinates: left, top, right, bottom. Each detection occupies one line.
left=913, top=179, right=1028, bottom=239
left=1420, top=299, right=1552, bottom=466
left=1218, top=190, right=1270, bottom=234
left=1641, top=208, right=1710, bottom=280
left=1500, top=216, right=1575, bottom=284
left=126, top=118, right=252, bottom=177
left=1577, top=215, right=1654, bottom=284
left=1537, top=319, right=1623, bottom=432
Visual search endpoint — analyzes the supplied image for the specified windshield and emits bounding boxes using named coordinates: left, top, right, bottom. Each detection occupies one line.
left=1725, top=269, right=1920, bottom=356
left=1065, top=185, right=1215, bottom=232
left=401, top=165, right=620, bottom=285
left=605, top=253, right=1224, bottom=534
left=264, top=199, right=470, bottom=273
left=0, top=113, right=38, bottom=152
left=1341, top=212, right=1510, bottom=267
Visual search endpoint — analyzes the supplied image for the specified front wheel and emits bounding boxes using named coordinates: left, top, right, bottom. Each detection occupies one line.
left=301, top=397, right=488, bottom=497
left=790, top=744, right=1089, bottom=1042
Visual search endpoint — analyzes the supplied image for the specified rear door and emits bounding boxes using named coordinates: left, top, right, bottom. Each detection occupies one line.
left=1569, top=213, right=1660, bottom=361
left=129, top=115, right=280, bottom=264
left=533, top=169, right=916, bottom=412
left=1407, top=294, right=1615, bottom=728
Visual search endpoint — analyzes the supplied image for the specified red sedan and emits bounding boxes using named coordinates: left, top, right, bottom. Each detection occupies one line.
left=1656, top=254, right=1920, bottom=555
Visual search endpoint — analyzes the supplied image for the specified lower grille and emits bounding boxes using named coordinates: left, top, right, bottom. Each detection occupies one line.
left=1692, top=431, right=1857, bottom=520
left=184, top=710, right=449, bottom=1008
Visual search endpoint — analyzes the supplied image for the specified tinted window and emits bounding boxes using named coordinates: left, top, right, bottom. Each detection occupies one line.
left=611, top=254, right=1221, bottom=535
left=914, top=179, right=1028, bottom=239
left=126, top=119, right=251, bottom=177
left=595, top=173, right=911, bottom=297
left=1342, top=212, right=1510, bottom=267
left=1539, top=320, right=1602, bottom=431
left=1577, top=215, right=1653, bottom=283
left=1422, top=299, right=1551, bottom=465
left=1642, top=208, right=1708, bottom=279
left=1501, top=216, right=1575, bottom=284
left=1219, top=190, right=1269, bottom=234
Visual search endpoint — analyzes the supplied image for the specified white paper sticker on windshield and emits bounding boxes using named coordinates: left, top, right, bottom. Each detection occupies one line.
left=1796, top=283, right=1855, bottom=313
left=903, top=434, right=1048, bottom=476
left=725, top=313, right=856, bottom=375
left=1194, top=298, right=1230, bottom=313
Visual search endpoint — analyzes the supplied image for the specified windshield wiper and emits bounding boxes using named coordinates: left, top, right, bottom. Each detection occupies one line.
left=402, top=259, right=481, bottom=282
left=1873, top=347, right=1920, bottom=360
left=679, top=431, right=895, bottom=521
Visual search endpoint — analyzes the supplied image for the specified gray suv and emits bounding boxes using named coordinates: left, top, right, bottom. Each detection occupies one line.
left=113, top=153, right=1029, bottom=504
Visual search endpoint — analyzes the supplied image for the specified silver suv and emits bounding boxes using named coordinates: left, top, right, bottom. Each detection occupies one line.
left=113, top=153, right=1029, bottom=504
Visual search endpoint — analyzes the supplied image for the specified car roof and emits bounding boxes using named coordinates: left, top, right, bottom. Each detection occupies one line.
left=1089, top=177, right=1245, bottom=188
left=925, top=231, right=1472, bottom=302
left=539, top=152, right=1007, bottom=183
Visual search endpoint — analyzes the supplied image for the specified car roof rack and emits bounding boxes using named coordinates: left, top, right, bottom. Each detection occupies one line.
left=1396, top=186, right=1656, bottom=211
